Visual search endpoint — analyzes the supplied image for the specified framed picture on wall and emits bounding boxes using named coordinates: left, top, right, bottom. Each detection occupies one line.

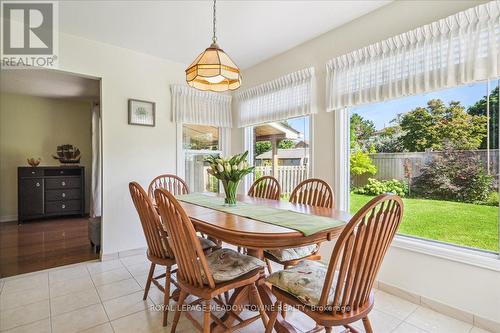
left=128, top=99, right=155, bottom=126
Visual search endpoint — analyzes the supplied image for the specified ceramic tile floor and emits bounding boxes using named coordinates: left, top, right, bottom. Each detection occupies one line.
left=0, top=252, right=493, bottom=333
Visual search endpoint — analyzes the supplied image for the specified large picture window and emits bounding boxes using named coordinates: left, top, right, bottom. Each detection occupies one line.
left=182, top=124, right=220, bottom=193
left=349, top=80, right=499, bottom=253
left=249, top=116, right=311, bottom=199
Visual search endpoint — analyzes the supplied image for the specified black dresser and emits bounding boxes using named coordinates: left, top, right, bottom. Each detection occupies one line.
left=18, top=166, right=85, bottom=223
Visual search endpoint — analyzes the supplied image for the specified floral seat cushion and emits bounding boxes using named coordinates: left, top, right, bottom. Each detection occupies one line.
left=265, top=244, right=318, bottom=262
left=203, top=248, right=265, bottom=283
left=266, top=260, right=337, bottom=306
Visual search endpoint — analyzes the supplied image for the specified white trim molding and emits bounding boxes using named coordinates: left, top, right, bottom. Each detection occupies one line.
left=0, top=215, right=17, bottom=223
left=333, top=107, right=350, bottom=211
left=392, top=235, right=500, bottom=272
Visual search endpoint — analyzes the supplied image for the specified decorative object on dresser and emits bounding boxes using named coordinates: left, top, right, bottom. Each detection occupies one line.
left=128, top=98, right=155, bottom=126
left=18, top=166, right=85, bottom=223
left=52, top=144, right=81, bottom=164
left=27, top=157, right=41, bottom=167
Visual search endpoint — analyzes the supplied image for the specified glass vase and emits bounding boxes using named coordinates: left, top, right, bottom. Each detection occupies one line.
left=222, top=180, right=240, bottom=206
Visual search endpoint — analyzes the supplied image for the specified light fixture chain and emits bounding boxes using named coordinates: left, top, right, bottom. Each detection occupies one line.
left=212, top=0, right=217, bottom=43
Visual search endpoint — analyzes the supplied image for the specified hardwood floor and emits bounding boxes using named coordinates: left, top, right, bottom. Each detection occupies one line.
left=0, top=217, right=99, bottom=278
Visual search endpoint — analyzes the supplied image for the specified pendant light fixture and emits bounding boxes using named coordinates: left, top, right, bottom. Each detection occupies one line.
left=185, top=0, right=241, bottom=92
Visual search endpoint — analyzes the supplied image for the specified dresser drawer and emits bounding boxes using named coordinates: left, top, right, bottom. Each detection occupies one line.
left=45, top=200, right=81, bottom=214
left=19, top=168, right=43, bottom=178
left=45, top=177, right=81, bottom=189
left=45, top=189, right=81, bottom=201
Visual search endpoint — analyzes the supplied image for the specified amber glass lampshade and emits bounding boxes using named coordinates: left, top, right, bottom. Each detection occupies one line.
left=185, top=42, right=241, bottom=92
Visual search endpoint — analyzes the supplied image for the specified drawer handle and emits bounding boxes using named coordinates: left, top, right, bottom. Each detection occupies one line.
left=60, top=170, right=64, bottom=174
left=61, top=181, right=66, bottom=186
left=36, top=182, right=40, bottom=187
left=61, top=193, right=66, bottom=198
left=31, top=171, right=36, bottom=174
left=62, top=204, right=66, bottom=209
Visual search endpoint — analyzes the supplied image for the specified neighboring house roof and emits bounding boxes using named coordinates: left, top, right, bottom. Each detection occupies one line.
left=256, top=148, right=310, bottom=160
left=295, top=140, right=309, bottom=148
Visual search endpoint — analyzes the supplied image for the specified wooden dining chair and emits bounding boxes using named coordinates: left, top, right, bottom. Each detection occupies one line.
left=265, top=194, right=404, bottom=333
left=289, top=178, right=334, bottom=208
left=148, top=174, right=189, bottom=202
left=264, top=178, right=334, bottom=274
left=247, top=176, right=281, bottom=200
left=149, top=174, right=221, bottom=247
left=129, top=181, right=179, bottom=327
left=154, top=188, right=269, bottom=333
left=238, top=176, right=282, bottom=255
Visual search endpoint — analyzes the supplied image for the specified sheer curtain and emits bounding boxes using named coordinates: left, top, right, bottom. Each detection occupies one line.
left=90, top=103, right=102, bottom=218
left=170, top=84, right=232, bottom=127
left=235, top=67, right=315, bottom=127
left=326, top=0, right=500, bottom=111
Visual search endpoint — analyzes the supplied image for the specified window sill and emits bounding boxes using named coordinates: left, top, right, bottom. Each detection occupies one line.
left=391, top=235, right=500, bottom=272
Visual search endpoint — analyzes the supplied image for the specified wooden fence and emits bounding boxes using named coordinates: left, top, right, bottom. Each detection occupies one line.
left=352, top=150, right=499, bottom=187
left=255, top=165, right=310, bottom=195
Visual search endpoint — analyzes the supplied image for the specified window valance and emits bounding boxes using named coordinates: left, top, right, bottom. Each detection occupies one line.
left=326, top=1, right=500, bottom=111
left=170, top=84, right=232, bottom=127
left=235, top=67, right=315, bottom=127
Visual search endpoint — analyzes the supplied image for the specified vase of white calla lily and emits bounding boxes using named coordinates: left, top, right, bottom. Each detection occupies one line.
left=205, top=151, right=254, bottom=206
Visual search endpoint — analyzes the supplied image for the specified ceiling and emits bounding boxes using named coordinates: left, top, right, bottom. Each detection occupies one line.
left=0, top=69, right=100, bottom=100
left=59, top=1, right=391, bottom=69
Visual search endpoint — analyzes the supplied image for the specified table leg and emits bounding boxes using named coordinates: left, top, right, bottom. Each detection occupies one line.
left=211, top=286, right=249, bottom=333
left=246, top=249, right=298, bottom=333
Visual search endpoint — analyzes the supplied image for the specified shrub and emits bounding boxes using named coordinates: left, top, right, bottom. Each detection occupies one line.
left=412, top=150, right=493, bottom=203
left=350, top=150, right=377, bottom=176
left=354, top=178, right=408, bottom=197
left=483, top=191, right=499, bottom=206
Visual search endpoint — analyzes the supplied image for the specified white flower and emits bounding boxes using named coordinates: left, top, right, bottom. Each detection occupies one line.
left=224, top=163, right=231, bottom=172
left=232, top=165, right=238, bottom=171
left=238, top=161, right=244, bottom=170
left=217, top=163, right=224, bottom=172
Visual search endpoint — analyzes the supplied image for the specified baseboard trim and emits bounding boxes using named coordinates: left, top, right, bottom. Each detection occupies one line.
left=377, top=281, right=500, bottom=333
left=101, top=247, right=146, bottom=261
left=0, top=215, right=17, bottom=223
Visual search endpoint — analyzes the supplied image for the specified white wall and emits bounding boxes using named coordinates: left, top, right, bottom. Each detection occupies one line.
left=57, top=32, right=186, bottom=255
left=232, top=0, right=499, bottom=325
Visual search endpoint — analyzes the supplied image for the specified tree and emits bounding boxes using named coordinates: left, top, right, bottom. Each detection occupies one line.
left=278, top=139, right=295, bottom=149
left=255, top=139, right=297, bottom=156
left=370, top=126, right=405, bottom=153
left=350, top=113, right=376, bottom=150
left=255, top=141, right=271, bottom=156
left=399, top=99, right=487, bottom=152
left=350, top=150, right=377, bottom=177
left=468, top=86, right=499, bottom=149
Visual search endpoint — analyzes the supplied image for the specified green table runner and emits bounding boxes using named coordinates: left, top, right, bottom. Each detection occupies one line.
left=175, top=193, right=345, bottom=236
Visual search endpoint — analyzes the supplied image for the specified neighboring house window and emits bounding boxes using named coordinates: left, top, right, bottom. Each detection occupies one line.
left=251, top=115, right=311, bottom=199
left=182, top=124, right=221, bottom=193
left=349, top=80, right=500, bottom=253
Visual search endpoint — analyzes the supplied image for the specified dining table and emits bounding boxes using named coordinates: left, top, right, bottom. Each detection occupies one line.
left=176, top=192, right=352, bottom=333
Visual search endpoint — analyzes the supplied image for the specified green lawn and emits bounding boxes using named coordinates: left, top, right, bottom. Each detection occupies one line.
left=350, top=193, right=499, bottom=252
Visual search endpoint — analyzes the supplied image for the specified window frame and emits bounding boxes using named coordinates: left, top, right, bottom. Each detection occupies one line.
left=176, top=123, right=229, bottom=193
left=344, top=79, right=500, bottom=263
left=243, top=115, right=314, bottom=194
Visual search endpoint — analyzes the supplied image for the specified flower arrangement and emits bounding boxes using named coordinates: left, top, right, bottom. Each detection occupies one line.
left=205, top=151, right=254, bottom=205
